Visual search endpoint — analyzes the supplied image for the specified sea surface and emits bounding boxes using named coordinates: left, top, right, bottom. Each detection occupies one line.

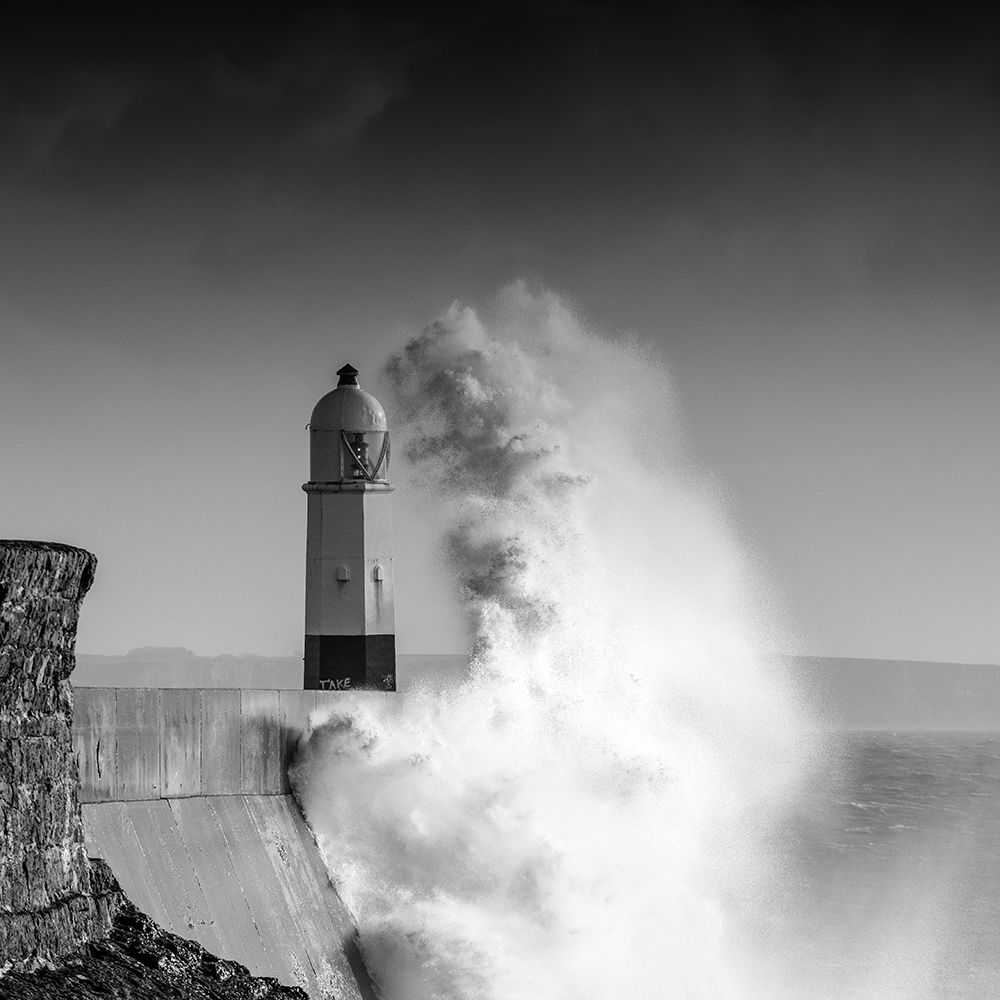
left=319, top=657, right=1000, bottom=998
left=742, top=732, right=1000, bottom=1000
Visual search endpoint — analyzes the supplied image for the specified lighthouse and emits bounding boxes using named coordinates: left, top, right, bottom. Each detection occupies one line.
left=302, top=364, right=396, bottom=691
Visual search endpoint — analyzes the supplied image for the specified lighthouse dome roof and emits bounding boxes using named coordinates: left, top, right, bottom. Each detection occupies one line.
left=310, top=365, right=388, bottom=432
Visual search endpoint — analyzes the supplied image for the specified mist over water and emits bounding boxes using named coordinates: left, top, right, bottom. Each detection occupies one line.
left=293, top=285, right=811, bottom=999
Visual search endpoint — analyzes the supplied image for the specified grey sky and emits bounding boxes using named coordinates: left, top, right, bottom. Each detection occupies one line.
left=1, top=4, right=997, bottom=660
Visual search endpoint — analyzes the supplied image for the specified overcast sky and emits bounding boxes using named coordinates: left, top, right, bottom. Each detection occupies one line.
left=1, top=3, right=997, bottom=661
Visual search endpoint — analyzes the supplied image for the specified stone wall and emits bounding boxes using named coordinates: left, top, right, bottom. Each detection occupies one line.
left=0, top=540, right=118, bottom=971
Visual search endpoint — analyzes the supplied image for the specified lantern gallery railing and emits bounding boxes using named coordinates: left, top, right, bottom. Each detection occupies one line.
left=341, top=430, right=390, bottom=482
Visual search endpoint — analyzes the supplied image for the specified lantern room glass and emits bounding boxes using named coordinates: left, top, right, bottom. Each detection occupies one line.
left=340, top=431, right=389, bottom=482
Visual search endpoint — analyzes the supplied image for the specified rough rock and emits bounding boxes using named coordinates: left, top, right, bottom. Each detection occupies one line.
left=0, top=541, right=108, bottom=970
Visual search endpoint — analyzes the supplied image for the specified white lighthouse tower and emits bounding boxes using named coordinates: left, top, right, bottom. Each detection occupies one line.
left=302, top=364, right=396, bottom=691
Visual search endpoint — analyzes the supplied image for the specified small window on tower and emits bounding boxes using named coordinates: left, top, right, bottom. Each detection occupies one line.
left=337, top=564, right=351, bottom=582
left=339, top=431, right=390, bottom=481
left=373, top=564, right=384, bottom=582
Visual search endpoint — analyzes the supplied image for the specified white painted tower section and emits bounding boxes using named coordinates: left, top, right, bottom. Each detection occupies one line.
left=303, top=491, right=396, bottom=637
left=302, top=364, right=396, bottom=691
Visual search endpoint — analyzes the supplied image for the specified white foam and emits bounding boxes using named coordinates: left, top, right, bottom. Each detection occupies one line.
left=293, top=284, right=810, bottom=1000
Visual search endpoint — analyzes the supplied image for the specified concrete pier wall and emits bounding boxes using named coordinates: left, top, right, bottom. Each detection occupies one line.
left=72, top=686, right=379, bottom=998
left=73, top=687, right=360, bottom=802
left=82, top=794, right=370, bottom=1000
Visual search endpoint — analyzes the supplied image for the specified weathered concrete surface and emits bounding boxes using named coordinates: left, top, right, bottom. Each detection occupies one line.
left=70, top=659, right=465, bottom=804
left=69, top=651, right=382, bottom=997
left=0, top=540, right=117, bottom=970
left=73, top=688, right=335, bottom=802
left=81, top=794, right=372, bottom=1000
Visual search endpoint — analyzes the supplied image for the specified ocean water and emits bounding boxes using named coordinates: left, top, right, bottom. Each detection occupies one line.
left=740, top=731, right=1000, bottom=1000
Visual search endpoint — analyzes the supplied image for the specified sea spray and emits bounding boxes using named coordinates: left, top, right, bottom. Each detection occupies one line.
left=292, top=284, right=809, bottom=1000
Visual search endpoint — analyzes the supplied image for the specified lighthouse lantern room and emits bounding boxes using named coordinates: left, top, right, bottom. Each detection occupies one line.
left=302, top=364, right=396, bottom=691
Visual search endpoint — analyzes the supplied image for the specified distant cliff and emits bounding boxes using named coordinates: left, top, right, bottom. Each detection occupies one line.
left=74, top=650, right=303, bottom=689
left=0, top=540, right=305, bottom=997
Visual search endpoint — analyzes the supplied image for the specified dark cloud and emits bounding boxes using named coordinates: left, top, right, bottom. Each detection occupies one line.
left=0, top=7, right=427, bottom=196
left=4, top=2, right=997, bottom=206
left=0, top=3, right=996, bottom=195
left=3, top=1, right=1000, bottom=314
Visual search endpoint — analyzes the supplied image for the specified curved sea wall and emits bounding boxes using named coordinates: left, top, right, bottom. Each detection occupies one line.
left=73, top=686, right=374, bottom=999
left=0, top=541, right=114, bottom=969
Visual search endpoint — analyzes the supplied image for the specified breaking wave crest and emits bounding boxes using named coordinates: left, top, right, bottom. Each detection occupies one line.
left=292, top=284, right=808, bottom=1000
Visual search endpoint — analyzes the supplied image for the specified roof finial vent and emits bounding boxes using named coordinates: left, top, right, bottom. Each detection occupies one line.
left=337, top=364, right=359, bottom=387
